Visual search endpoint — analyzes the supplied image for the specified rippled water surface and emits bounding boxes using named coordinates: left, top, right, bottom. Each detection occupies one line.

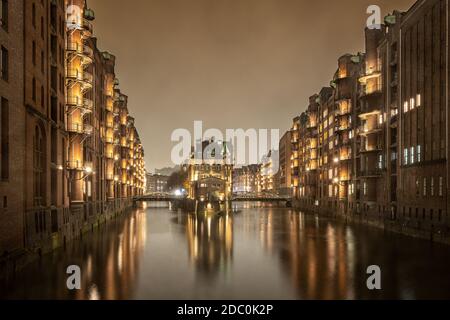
left=2, top=202, right=450, bottom=300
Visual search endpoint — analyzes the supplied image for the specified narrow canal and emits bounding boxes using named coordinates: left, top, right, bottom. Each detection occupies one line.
left=2, top=202, right=450, bottom=299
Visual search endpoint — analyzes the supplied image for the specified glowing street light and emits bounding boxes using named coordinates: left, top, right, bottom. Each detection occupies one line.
left=84, top=163, right=93, bottom=174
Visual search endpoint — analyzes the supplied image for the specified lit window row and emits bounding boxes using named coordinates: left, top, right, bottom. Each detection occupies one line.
left=403, top=145, right=422, bottom=165
left=418, top=177, right=444, bottom=197
left=403, top=94, right=422, bottom=113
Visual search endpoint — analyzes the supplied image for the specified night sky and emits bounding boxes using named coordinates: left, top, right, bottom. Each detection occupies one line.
left=88, top=0, right=415, bottom=172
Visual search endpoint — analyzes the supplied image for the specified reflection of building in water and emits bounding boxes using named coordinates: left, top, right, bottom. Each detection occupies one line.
left=73, top=210, right=147, bottom=300
left=185, top=213, right=233, bottom=279
left=259, top=210, right=356, bottom=299
left=0, top=209, right=147, bottom=299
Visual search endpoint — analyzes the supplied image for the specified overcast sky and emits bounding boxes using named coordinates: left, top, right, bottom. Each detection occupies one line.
left=89, top=0, right=415, bottom=172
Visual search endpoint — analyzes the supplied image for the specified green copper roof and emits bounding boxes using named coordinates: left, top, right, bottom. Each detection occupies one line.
left=102, top=52, right=112, bottom=60
left=384, top=15, right=396, bottom=26
left=84, top=8, right=95, bottom=21
left=350, top=55, right=361, bottom=64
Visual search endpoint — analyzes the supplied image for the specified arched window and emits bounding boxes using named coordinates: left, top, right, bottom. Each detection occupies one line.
left=33, top=125, right=45, bottom=206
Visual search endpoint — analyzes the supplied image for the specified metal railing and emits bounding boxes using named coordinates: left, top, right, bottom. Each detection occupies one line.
left=66, top=68, right=83, bottom=82
left=82, top=19, right=93, bottom=35
left=67, top=160, right=84, bottom=170
left=66, top=123, right=84, bottom=134
left=83, top=71, right=93, bottom=85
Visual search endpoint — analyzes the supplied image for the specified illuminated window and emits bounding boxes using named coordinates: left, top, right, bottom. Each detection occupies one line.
left=403, top=148, right=408, bottom=165
left=423, top=178, right=427, bottom=197
left=410, top=97, right=415, bottom=110
left=416, top=94, right=421, bottom=107
left=403, top=101, right=409, bottom=113
left=363, top=182, right=367, bottom=196
left=417, top=145, right=422, bottom=162
left=378, top=114, right=383, bottom=125
left=347, top=183, right=355, bottom=195
left=410, top=147, right=415, bottom=164
left=378, top=154, right=383, bottom=169
left=431, top=178, right=435, bottom=196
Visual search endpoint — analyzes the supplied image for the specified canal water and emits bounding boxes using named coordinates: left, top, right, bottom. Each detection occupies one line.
left=2, top=202, right=450, bottom=300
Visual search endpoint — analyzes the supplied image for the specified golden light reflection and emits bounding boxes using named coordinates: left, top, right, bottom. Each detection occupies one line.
left=184, top=213, right=233, bottom=278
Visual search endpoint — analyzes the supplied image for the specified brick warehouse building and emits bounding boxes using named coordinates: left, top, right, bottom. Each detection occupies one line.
left=0, top=0, right=145, bottom=265
left=291, top=0, right=450, bottom=243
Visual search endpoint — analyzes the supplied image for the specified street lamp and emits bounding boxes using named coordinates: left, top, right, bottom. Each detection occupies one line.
left=84, top=164, right=93, bottom=174
left=56, top=162, right=95, bottom=204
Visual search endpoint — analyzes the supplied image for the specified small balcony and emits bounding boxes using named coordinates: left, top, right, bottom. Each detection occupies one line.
left=335, top=124, right=350, bottom=133
left=66, top=68, right=83, bottom=82
left=67, top=42, right=93, bottom=64
left=83, top=71, right=93, bottom=88
left=66, top=96, right=93, bottom=114
left=66, top=95, right=83, bottom=108
left=83, top=98, right=94, bottom=111
left=83, top=46, right=94, bottom=59
left=339, top=148, right=352, bottom=161
left=360, top=145, right=382, bottom=153
left=359, top=81, right=382, bottom=98
left=359, top=125, right=382, bottom=136
left=359, top=168, right=383, bottom=178
left=105, top=152, right=114, bottom=160
left=104, top=136, right=114, bottom=144
left=336, top=103, right=351, bottom=116
left=338, top=136, right=352, bottom=146
left=340, top=174, right=351, bottom=182
left=84, top=124, right=94, bottom=135
left=82, top=19, right=93, bottom=38
left=66, top=123, right=84, bottom=134
left=67, top=160, right=84, bottom=171
left=66, top=123, right=93, bottom=136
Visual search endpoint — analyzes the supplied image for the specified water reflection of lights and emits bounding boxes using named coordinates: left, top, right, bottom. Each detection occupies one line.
left=184, top=213, right=233, bottom=278
left=118, top=235, right=123, bottom=274
left=327, top=225, right=337, bottom=278
left=88, top=284, right=100, bottom=300
left=87, top=255, right=93, bottom=278
left=5, top=206, right=449, bottom=300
